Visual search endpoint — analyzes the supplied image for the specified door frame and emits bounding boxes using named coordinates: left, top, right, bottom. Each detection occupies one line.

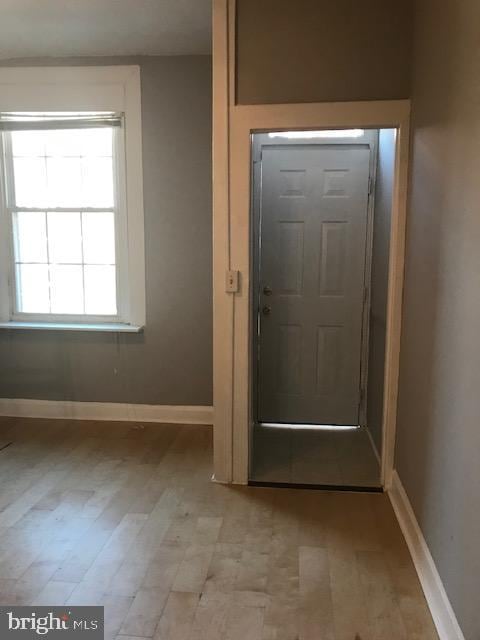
left=212, top=0, right=411, bottom=488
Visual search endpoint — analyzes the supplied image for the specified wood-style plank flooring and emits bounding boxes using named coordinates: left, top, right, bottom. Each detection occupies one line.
left=0, top=417, right=438, bottom=640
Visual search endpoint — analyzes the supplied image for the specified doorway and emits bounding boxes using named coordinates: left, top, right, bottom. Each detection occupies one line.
left=250, top=129, right=396, bottom=488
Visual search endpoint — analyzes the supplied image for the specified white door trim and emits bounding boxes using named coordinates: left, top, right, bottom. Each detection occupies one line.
left=212, top=0, right=235, bottom=481
left=213, top=0, right=411, bottom=486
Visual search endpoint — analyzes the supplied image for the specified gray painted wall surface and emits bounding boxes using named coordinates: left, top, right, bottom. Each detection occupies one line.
left=0, top=56, right=213, bottom=406
left=367, top=130, right=395, bottom=453
left=236, top=0, right=413, bottom=104
left=396, top=1, right=480, bottom=637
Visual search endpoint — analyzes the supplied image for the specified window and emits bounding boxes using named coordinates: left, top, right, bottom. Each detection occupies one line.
left=3, top=113, right=122, bottom=319
left=0, top=67, right=145, bottom=331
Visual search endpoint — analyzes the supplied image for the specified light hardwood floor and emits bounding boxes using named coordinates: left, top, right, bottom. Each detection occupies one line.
left=0, top=417, right=437, bottom=640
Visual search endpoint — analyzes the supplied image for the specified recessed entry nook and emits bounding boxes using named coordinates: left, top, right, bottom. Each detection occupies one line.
left=250, top=128, right=397, bottom=488
left=212, top=100, right=410, bottom=488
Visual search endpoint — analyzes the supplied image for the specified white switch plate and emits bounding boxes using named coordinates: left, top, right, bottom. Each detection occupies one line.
left=226, top=269, right=239, bottom=293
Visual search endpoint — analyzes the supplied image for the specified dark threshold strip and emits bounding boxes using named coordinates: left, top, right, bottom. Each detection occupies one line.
left=248, top=480, right=383, bottom=493
left=0, top=442, right=13, bottom=452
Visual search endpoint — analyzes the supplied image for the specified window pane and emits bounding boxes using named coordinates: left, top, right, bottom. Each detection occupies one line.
left=82, top=211, right=115, bottom=264
left=46, top=157, right=82, bottom=207
left=45, top=129, right=83, bottom=157
left=14, top=211, right=47, bottom=263
left=16, top=264, right=50, bottom=313
left=47, top=212, right=82, bottom=264
left=8, top=123, right=122, bottom=320
left=13, top=157, right=47, bottom=207
left=81, top=128, right=113, bottom=157
left=84, top=265, right=116, bottom=315
left=82, top=157, right=114, bottom=207
left=11, top=130, right=46, bottom=157
left=50, top=265, right=83, bottom=314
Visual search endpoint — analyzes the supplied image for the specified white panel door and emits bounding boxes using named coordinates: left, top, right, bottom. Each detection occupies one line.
left=258, top=145, right=371, bottom=425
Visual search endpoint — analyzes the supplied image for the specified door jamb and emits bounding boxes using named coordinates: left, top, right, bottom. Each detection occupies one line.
left=359, top=132, right=379, bottom=428
left=212, top=0, right=411, bottom=489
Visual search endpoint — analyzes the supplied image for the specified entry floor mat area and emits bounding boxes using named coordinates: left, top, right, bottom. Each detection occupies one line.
left=250, top=424, right=381, bottom=487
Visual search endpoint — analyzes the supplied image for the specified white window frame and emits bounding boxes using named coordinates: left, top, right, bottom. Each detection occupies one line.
left=0, top=66, right=145, bottom=332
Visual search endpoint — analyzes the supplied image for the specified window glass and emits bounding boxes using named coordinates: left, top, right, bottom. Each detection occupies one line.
left=8, top=125, right=118, bottom=317
left=84, top=265, right=117, bottom=315
left=14, top=211, right=47, bottom=263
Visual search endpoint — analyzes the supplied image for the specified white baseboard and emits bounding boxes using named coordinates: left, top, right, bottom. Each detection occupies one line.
left=0, top=398, right=213, bottom=426
left=389, top=471, right=465, bottom=640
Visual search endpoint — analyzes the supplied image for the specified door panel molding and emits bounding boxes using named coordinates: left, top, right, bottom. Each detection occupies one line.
left=256, top=144, right=371, bottom=426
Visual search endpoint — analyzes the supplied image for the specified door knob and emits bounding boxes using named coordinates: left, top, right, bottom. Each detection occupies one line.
left=263, top=285, right=273, bottom=296
left=262, top=305, right=271, bottom=316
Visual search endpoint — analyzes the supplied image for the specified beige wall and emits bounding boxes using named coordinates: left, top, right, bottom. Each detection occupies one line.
left=0, top=56, right=213, bottom=406
left=396, top=1, right=480, bottom=638
left=236, top=0, right=413, bottom=104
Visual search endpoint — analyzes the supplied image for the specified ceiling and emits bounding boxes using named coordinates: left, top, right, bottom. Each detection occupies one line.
left=0, top=0, right=212, bottom=59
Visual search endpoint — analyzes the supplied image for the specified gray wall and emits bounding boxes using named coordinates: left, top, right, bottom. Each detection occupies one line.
left=396, top=0, right=480, bottom=637
left=236, top=0, right=413, bottom=104
left=0, top=56, right=213, bottom=406
left=367, top=130, right=395, bottom=453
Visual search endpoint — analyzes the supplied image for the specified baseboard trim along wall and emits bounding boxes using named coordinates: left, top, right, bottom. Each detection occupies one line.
left=389, top=471, right=465, bottom=640
left=0, top=398, right=214, bottom=426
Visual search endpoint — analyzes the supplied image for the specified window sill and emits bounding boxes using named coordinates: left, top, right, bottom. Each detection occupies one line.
left=0, top=321, right=143, bottom=333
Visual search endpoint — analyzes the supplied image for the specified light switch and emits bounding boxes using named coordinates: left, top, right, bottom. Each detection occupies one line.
left=226, top=269, right=239, bottom=293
